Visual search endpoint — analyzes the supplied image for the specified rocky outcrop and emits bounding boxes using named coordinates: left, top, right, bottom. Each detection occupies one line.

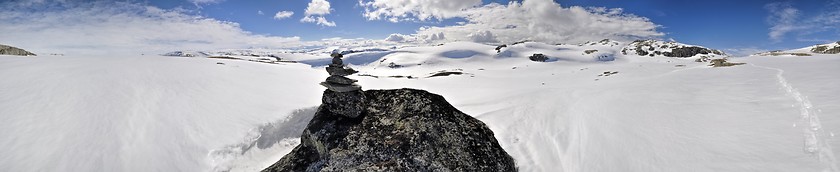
left=579, top=39, right=620, bottom=46
left=495, top=44, right=507, bottom=53
left=528, top=53, right=549, bottom=62
left=622, top=40, right=725, bottom=58
left=0, top=44, right=36, bottom=56
left=263, top=89, right=516, bottom=172
left=810, top=41, right=840, bottom=54
left=709, top=58, right=745, bottom=67
left=664, top=47, right=712, bottom=57
left=162, top=51, right=209, bottom=57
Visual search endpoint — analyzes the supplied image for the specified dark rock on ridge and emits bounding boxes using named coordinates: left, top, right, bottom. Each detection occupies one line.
left=263, top=89, right=517, bottom=172
left=663, top=47, right=712, bottom=58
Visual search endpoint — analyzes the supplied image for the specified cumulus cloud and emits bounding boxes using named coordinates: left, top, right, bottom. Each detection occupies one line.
left=258, top=10, right=264, bottom=15
left=0, top=1, right=300, bottom=55
left=409, top=0, right=662, bottom=44
left=300, top=0, right=335, bottom=26
left=384, top=34, right=409, bottom=42
left=359, top=0, right=482, bottom=22
left=765, top=2, right=801, bottom=42
left=383, top=32, right=446, bottom=43
left=274, top=11, right=294, bottom=20
left=301, top=16, right=336, bottom=27
left=467, top=30, right=498, bottom=43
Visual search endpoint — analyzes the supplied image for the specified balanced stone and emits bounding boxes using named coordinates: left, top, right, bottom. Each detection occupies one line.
left=326, top=65, right=358, bottom=76
left=326, top=75, right=357, bottom=85
left=331, top=55, right=343, bottom=65
left=320, top=82, right=362, bottom=92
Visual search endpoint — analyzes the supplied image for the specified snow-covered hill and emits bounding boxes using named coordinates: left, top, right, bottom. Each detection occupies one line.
left=621, top=39, right=726, bottom=58
left=753, top=41, right=840, bottom=56
left=1, top=40, right=838, bottom=172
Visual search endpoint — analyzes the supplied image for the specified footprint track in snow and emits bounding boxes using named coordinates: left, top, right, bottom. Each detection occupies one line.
left=751, top=64, right=838, bottom=171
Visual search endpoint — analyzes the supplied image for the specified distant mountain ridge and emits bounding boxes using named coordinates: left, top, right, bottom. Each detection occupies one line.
left=752, top=41, right=840, bottom=56
left=0, top=44, right=36, bottom=56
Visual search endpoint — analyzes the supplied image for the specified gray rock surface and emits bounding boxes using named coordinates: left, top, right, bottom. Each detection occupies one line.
left=263, top=89, right=517, bottom=172
left=0, top=44, right=36, bottom=56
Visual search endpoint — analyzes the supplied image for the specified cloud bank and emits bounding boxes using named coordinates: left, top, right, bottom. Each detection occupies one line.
left=367, top=0, right=662, bottom=44
left=0, top=1, right=300, bottom=55
left=360, top=0, right=482, bottom=22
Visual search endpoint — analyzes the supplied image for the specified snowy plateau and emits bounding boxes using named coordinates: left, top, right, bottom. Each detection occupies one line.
left=1, top=40, right=839, bottom=172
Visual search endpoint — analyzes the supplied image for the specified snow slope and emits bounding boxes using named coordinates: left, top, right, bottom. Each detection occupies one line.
left=0, top=55, right=325, bottom=171
left=1, top=40, right=838, bottom=171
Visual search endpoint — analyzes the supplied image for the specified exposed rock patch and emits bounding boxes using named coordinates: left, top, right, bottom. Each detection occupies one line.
left=709, top=59, right=745, bottom=67
left=528, top=53, right=549, bottom=62
left=810, top=41, right=840, bottom=54
left=495, top=44, right=507, bottom=53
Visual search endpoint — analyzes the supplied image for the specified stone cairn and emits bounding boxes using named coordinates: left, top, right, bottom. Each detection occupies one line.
left=320, top=53, right=366, bottom=118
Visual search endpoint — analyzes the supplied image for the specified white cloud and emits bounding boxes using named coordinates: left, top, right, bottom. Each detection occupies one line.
left=274, top=11, right=294, bottom=20
left=407, top=0, right=662, bottom=44
left=301, top=16, right=336, bottom=27
left=763, top=1, right=840, bottom=43
left=300, top=0, right=335, bottom=27
left=467, top=30, right=498, bottom=43
left=359, top=0, right=482, bottom=22
left=765, top=2, right=801, bottom=42
left=725, top=47, right=770, bottom=57
left=0, top=1, right=300, bottom=55
left=384, top=34, right=408, bottom=42
left=258, top=10, right=264, bottom=15
left=304, top=0, right=331, bottom=15
left=188, top=0, right=224, bottom=6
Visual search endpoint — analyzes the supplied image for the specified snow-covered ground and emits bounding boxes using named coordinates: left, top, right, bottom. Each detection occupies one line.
left=1, top=41, right=838, bottom=171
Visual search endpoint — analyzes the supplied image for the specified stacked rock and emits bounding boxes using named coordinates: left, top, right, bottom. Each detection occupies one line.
left=320, top=53, right=366, bottom=118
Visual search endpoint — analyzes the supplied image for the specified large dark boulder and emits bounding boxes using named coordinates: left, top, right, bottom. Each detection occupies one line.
left=264, top=89, right=516, bottom=172
left=0, top=44, right=36, bottom=56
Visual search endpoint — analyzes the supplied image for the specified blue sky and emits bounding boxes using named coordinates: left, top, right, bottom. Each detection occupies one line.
left=150, top=0, right=838, bottom=53
left=1, top=0, right=838, bottom=55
